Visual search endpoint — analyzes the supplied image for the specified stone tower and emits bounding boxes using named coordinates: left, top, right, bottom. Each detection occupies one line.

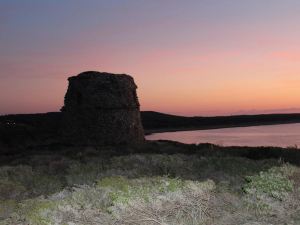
left=61, top=71, right=144, bottom=146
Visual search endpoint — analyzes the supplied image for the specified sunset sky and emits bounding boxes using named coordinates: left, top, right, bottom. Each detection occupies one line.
left=1, top=0, right=300, bottom=116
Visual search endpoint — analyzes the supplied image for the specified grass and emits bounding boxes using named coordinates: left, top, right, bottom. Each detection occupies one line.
left=0, top=141, right=299, bottom=224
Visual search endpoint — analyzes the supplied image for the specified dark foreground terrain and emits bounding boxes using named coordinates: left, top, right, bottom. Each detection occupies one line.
left=0, top=141, right=300, bottom=225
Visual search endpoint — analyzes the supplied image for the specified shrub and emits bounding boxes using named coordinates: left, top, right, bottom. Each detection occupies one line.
left=243, top=164, right=295, bottom=200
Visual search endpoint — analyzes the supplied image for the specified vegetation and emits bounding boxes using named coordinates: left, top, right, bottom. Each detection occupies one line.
left=0, top=141, right=299, bottom=224
left=243, top=164, right=295, bottom=200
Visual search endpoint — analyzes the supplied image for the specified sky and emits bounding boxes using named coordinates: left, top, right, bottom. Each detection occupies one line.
left=0, top=0, right=300, bottom=116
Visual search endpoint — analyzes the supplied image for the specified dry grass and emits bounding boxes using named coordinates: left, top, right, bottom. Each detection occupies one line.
left=0, top=142, right=299, bottom=225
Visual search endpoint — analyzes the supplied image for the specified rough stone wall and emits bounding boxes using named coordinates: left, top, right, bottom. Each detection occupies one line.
left=61, top=71, right=145, bottom=146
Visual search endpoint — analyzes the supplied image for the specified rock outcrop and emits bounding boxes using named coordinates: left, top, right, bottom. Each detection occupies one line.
left=61, top=71, right=144, bottom=146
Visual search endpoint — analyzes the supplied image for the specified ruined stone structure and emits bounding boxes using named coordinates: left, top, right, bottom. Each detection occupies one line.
left=61, top=71, right=145, bottom=146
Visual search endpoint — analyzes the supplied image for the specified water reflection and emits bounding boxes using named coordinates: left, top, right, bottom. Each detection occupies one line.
left=146, top=123, right=300, bottom=147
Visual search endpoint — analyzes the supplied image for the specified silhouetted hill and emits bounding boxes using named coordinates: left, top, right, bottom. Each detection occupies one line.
left=141, top=111, right=300, bottom=132
left=1, top=111, right=300, bottom=137
left=0, top=112, right=62, bottom=128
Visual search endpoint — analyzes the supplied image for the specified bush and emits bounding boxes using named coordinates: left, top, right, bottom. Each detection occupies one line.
left=243, top=164, right=295, bottom=200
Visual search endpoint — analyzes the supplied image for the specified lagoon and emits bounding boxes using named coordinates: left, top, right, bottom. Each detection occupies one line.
left=146, top=123, right=300, bottom=147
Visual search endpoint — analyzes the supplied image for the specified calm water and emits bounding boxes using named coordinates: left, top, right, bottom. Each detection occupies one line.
left=146, top=123, right=300, bottom=147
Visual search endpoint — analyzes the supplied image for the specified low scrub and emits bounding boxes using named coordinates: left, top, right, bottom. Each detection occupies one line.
left=0, top=144, right=299, bottom=225
left=243, top=164, right=299, bottom=218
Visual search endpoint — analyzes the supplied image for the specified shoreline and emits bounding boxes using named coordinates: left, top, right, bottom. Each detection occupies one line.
left=144, top=120, right=300, bottom=135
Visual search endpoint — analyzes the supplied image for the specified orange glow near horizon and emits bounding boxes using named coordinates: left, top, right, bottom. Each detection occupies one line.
left=1, top=47, right=300, bottom=116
